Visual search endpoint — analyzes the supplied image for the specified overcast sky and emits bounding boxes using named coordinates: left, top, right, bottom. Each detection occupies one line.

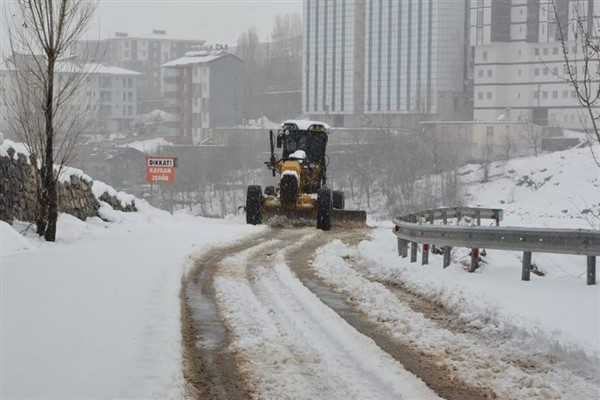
left=88, top=0, right=302, bottom=46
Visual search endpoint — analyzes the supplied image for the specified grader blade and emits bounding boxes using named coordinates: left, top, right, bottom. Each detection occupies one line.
left=332, top=209, right=368, bottom=227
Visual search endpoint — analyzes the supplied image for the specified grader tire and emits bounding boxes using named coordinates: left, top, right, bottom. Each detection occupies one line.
left=246, top=185, right=262, bottom=225
left=317, top=187, right=333, bottom=231
left=333, top=190, right=345, bottom=210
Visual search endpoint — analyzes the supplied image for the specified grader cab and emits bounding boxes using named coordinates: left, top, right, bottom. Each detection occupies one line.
left=245, top=120, right=366, bottom=230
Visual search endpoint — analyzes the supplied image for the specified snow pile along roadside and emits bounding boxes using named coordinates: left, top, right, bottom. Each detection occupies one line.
left=1, top=192, right=264, bottom=399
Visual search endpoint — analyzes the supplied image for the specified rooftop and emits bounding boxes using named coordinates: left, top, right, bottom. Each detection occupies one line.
left=112, top=30, right=205, bottom=43
left=162, top=50, right=241, bottom=68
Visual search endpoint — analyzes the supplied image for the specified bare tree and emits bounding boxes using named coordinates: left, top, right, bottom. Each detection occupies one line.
left=519, top=118, right=543, bottom=157
left=500, top=131, right=516, bottom=161
left=2, top=1, right=97, bottom=241
left=268, top=13, right=302, bottom=91
left=235, top=27, right=262, bottom=121
left=551, top=0, right=600, bottom=164
left=479, top=137, right=495, bottom=183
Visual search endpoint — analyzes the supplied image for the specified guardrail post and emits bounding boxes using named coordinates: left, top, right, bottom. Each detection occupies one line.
left=476, top=210, right=481, bottom=226
left=442, top=211, right=447, bottom=225
left=411, top=242, right=417, bottom=263
left=588, top=256, right=596, bottom=285
left=470, top=248, right=479, bottom=272
left=429, top=212, right=434, bottom=224
left=422, top=244, right=429, bottom=265
left=456, top=210, right=462, bottom=224
left=522, top=251, right=532, bottom=281
left=443, top=246, right=451, bottom=268
left=397, top=238, right=408, bottom=258
left=494, top=210, right=500, bottom=226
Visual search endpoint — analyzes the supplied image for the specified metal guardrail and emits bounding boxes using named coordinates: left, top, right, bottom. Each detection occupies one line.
left=392, top=207, right=600, bottom=285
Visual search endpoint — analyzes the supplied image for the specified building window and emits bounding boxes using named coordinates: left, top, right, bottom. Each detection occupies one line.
left=571, top=90, right=577, bottom=98
left=487, top=69, right=492, bottom=77
left=486, top=127, right=494, bottom=136
left=542, top=91, right=548, bottom=99
left=553, top=47, right=559, bottom=55
left=478, top=69, right=484, bottom=78
left=543, top=68, right=548, bottom=76
left=478, top=92, right=484, bottom=100
left=535, top=48, right=540, bottom=55
left=534, top=91, right=539, bottom=99
left=553, top=67, right=558, bottom=75
left=534, top=68, right=539, bottom=76
left=563, top=90, right=568, bottom=98
left=543, top=47, right=548, bottom=55
left=552, top=91, right=558, bottom=98
left=518, top=69, right=522, bottom=76
left=518, top=92, right=521, bottom=98
left=483, top=51, right=488, bottom=61
left=487, top=92, right=492, bottom=100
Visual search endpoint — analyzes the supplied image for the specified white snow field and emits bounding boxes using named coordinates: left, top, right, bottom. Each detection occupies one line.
left=1, top=201, right=263, bottom=399
left=1, top=142, right=599, bottom=398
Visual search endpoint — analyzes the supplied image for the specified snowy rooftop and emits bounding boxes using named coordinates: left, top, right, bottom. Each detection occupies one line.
left=0, top=59, right=139, bottom=76
left=161, top=51, right=233, bottom=67
left=113, top=32, right=205, bottom=43
left=87, top=63, right=142, bottom=76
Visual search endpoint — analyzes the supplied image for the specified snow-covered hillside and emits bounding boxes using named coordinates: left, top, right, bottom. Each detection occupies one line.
left=1, top=144, right=598, bottom=398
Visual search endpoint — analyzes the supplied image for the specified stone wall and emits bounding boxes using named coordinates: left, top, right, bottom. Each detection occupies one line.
left=1, top=146, right=136, bottom=225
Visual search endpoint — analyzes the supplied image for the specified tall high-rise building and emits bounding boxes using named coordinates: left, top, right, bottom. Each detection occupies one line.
left=470, top=0, right=600, bottom=130
left=303, top=0, right=471, bottom=127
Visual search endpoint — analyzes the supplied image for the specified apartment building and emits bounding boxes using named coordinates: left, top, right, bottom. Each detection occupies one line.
left=162, top=48, right=245, bottom=144
left=470, top=0, right=600, bottom=130
left=303, top=0, right=471, bottom=127
left=0, top=58, right=140, bottom=136
left=93, top=64, right=141, bottom=133
left=73, top=30, right=206, bottom=113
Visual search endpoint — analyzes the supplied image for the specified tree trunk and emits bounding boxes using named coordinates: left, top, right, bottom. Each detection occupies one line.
left=43, top=55, right=57, bottom=241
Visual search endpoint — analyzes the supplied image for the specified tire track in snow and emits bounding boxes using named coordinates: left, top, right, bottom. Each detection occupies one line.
left=181, top=229, right=283, bottom=399
left=285, top=231, right=492, bottom=400
left=214, top=229, right=439, bottom=400
left=311, top=238, right=600, bottom=400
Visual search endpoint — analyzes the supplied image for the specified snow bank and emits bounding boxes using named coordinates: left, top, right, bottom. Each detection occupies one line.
left=0, top=139, right=30, bottom=160
left=1, top=199, right=265, bottom=399
left=0, top=221, right=33, bottom=255
left=92, top=180, right=136, bottom=208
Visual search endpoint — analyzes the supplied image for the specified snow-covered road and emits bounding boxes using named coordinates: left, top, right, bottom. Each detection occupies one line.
left=183, top=226, right=600, bottom=400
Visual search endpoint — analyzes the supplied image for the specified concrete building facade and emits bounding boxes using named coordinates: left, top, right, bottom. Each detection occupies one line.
left=73, top=30, right=206, bottom=113
left=303, top=0, right=471, bottom=127
left=470, top=0, right=600, bottom=130
left=162, top=49, right=245, bottom=145
left=0, top=58, right=140, bottom=136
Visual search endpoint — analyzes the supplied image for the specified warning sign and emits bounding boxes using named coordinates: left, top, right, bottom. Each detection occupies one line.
left=146, top=157, right=176, bottom=183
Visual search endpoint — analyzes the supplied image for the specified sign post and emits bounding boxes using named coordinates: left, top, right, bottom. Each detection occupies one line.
left=146, top=156, right=177, bottom=213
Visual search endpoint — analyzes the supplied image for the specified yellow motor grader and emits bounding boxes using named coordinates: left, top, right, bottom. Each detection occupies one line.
left=245, top=120, right=366, bottom=230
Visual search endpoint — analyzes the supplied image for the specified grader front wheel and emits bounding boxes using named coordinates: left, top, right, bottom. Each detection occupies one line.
left=317, top=187, right=332, bottom=231
left=246, top=185, right=262, bottom=225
